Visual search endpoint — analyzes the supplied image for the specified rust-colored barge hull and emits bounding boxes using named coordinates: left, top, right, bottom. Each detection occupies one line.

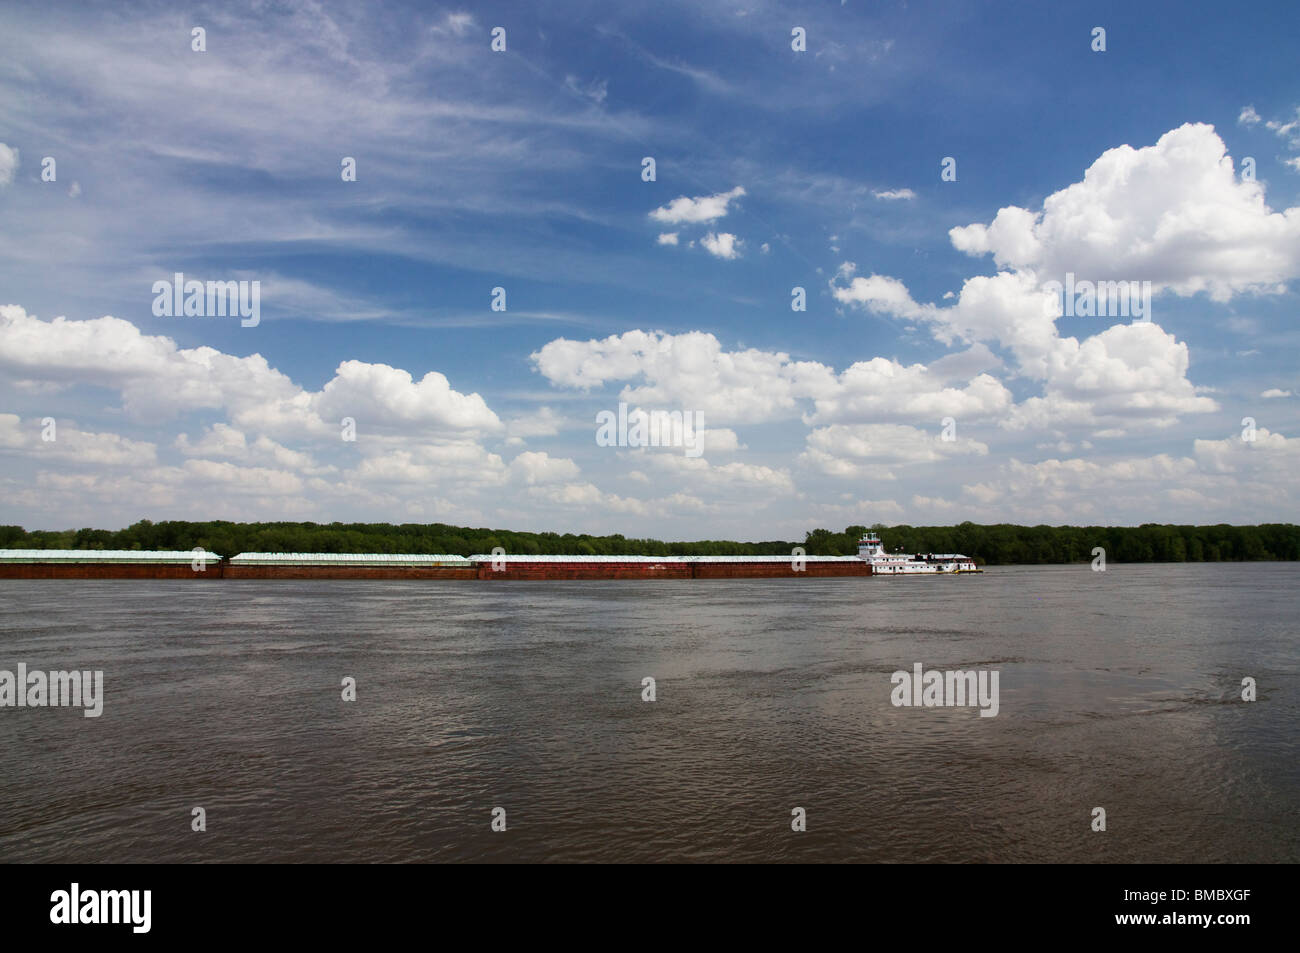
left=473, top=561, right=871, bottom=579
left=0, top=563, right=872, bottom=580
left=0, top=557, right=873, bottom=580
left=224, top=565, right=478, bottom=580
left=0, top=563, right=222, bottom=579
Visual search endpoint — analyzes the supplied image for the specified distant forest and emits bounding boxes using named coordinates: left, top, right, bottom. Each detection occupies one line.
left=1, top=520, right=1298, bottom=565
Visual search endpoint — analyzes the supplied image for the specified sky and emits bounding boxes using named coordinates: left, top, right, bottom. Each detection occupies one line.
left=1, top=0, right=1298, bottom=540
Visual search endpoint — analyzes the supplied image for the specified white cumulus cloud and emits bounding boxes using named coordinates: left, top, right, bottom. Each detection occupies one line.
left=700, top=231, right=741, bottom=259
left=649, top=186, right=745, bottom=225
left=947, top=123, right=1300, bottom=301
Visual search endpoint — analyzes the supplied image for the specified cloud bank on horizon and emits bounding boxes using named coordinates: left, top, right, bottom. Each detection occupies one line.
left=1, top=0, right=1298, bottom=538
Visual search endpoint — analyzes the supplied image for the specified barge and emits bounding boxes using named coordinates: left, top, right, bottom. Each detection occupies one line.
left=0, top=549, right=221, bottom=579
left=0, top=534, right=980, bottom=579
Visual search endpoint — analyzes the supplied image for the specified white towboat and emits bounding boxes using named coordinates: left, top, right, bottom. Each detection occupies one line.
left=857, top=532, right=981, bottom=574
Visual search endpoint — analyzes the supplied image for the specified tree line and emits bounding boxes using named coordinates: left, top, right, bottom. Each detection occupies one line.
left=802, top=523, right=1300, bottom=563
left=1, top=519, right=1297, bottom=564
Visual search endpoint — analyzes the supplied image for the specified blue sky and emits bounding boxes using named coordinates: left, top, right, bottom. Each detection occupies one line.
left=1, top=0, right=1299, bottom=539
